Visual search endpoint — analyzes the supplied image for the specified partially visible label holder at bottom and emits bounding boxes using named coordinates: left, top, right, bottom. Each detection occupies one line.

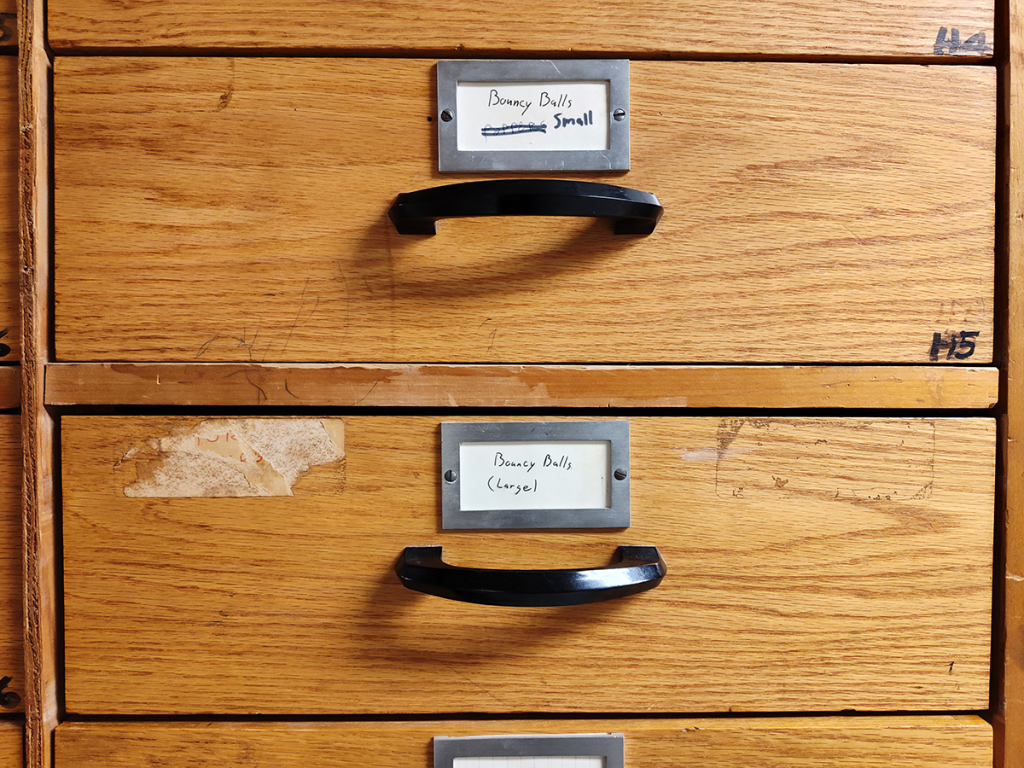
left=435, top=734, right=626, bottom=768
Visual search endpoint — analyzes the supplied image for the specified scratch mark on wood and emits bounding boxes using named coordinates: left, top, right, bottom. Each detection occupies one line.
left=216, top=58, right=236, bottom=111
left=357, top=377, right=381, bottom=405
left=281, top=277, right=320, bottom=359
left=244, top=370, right=268, bottom=404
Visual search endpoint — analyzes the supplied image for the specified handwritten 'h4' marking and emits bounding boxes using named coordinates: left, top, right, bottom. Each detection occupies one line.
left=934, top=27, right=992, bottom=55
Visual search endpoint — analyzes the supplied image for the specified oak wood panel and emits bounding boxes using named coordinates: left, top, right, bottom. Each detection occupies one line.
left=43, top=363, right=1001, bottom=408
left=0, top=418, right=20, bottom=716
left=0, top=367, right=18, bottom=410
left=53, top=59, right=995, bottom=364
left=21, top=0, right=59, bottom=764
left=1002, top=0, right=1023, bottom=761
left=0, top=57, right=16, bottom=364
left=62, top=415, right=994, bottom=715
left=0, top=720, right=20, bottom=768
left=54, top=717, right=992, bottom=768
left=46, top=0, right=992, bottom=59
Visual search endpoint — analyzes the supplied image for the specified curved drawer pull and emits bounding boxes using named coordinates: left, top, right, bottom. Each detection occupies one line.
left=388, top=179, right=664, bottom=235
left=395, top=545, right=667, bottom=607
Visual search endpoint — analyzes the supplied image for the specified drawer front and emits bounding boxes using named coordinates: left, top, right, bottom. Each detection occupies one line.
left=0, top=57, right=17, bottom=363
left=47, top=1, right=993, bottom=59
left=0, top=417, right=21, bottom=715
left=53, top=59, right=995, bottom=365
left=55, top=718, right=992, bottom=767
left=0, top=720, right=19, bottom=768
left=62, top=416, right=994, bottom=715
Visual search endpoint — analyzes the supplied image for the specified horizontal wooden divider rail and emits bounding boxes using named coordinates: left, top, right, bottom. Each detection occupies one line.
left=43, top=363, right=1001, bottom=409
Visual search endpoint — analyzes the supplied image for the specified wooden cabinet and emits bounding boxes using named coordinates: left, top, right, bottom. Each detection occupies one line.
left=16, top=0, right=1018, bottom=766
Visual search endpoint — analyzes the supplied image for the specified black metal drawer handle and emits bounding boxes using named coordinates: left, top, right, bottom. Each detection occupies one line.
left=388, top=179, right=664, bottom=235
left=395, top=545, right=667, bottom=607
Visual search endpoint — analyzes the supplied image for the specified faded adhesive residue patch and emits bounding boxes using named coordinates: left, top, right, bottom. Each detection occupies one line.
left=713, top=419, right=935, bottom=502
left=123, top=419, right=344, bottom=497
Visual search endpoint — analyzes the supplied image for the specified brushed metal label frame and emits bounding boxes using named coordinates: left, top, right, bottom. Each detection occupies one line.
left=437, top=59, right=630, bottom=172
left=440, top=420, right=630, bottom=530
left=434, top=734, right=625, bottom=768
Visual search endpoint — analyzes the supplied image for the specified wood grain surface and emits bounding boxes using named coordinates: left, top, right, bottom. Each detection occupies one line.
left=0, top=368, right=18, bottom=410
left=53, top=59, right=995, bottom=364
left=43, top=362, right=1001, bottom=408
left=46, top=0, right=992, bottom=59
left=20, top=0, right=58, bottom=764
left=0, top=57, right=17, bottom=364
left=0, top=720, right=20, bottom=768
left=0, top=418, right=20, bottom=716
left=1002, top=0, right=1023, bottom=763
left=61, top=415, right=995, bottom=715
left=54, top=717, right=992, bottom=768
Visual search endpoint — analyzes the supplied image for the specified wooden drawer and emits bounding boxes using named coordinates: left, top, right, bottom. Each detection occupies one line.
left=47, top=1, right=993, bottom=59
left=0, top=416, right=22, bottom=716
left=0, top=56, right=18, bottom=364
left=55, top=718, right=992, bottom=767
left=0, top=720, right=19, bottom=768
left=61, top=415, right=994, bottom=715
left=53, top=58, right=995, bottom=365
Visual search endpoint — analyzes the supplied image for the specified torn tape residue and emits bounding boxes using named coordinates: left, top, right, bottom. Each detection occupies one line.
left=123, top=419, right=345, bottom=498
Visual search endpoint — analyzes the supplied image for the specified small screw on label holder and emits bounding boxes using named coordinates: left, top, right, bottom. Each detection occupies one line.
left=614, top=468, right=627, bottom=481
left=441, top=109, right=455, bottom=122
left=612, top=109, right=626, bottom=122
left=444, top=470, right=458, bottom=483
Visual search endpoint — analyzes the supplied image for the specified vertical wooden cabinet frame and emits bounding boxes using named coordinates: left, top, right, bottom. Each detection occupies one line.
left=19, top=0, right=53, bottom=766
left=1003, top=0, right=1024, bottom=763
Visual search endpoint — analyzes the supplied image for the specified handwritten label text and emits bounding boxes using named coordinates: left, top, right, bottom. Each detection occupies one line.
left=460, top=440, right=611, bottom=511
left=457, top=80, right=610, bottom=153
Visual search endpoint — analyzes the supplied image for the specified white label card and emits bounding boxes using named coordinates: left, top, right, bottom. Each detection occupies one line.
left=454, top=758, right=606, bottom=768
left=436, top=735, right=623, bottom=768
left=460, top=440, right=611, bottom=512
left=456, top=81, right=610, bottom=152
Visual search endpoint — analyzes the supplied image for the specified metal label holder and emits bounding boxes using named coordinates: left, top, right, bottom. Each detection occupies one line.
left=437, top=59, right=630, bottom=172
left=434, top=734, right=625, bottom=768
left=440, top=420, right=630, bottom=530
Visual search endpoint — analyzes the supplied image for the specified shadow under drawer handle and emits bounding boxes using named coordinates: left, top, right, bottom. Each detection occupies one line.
left=388, top=179, right=664, bottom=235
left=395, top=545, right=667, bottom=607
